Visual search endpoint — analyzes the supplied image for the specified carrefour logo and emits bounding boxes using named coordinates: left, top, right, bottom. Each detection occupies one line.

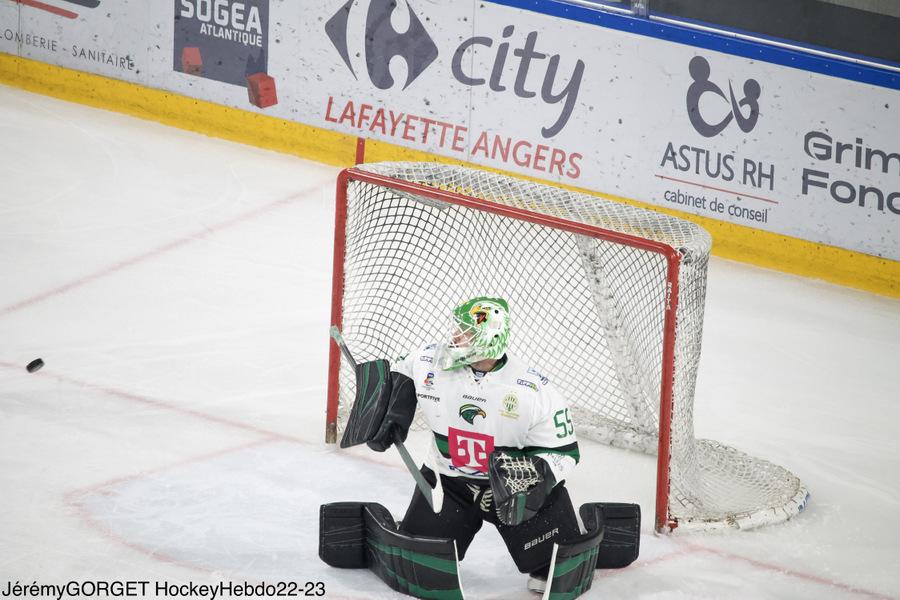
left=324, top=0, right=586, bottom=138
left=325, top=0, right=438, bottom=91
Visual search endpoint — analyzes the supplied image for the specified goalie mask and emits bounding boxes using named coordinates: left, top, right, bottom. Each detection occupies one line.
left=438, top=296, right=510, bottom=370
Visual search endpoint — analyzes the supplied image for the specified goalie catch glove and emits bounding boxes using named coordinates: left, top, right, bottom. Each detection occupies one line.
left=489, top=452, right=557, bottom=526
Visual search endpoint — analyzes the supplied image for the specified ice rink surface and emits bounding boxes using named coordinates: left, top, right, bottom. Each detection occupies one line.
left=1, top=84, right=899, bottom=599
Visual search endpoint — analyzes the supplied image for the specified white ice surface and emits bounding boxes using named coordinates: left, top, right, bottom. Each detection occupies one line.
left=1, top=84, right=899, bottom=600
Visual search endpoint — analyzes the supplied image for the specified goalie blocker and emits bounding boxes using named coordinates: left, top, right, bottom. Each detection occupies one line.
left=338, top=359, right=416, bottom=451
left=319, top=501, right=640, bottom=600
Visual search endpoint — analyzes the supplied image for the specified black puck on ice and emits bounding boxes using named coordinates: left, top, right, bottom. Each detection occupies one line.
left=26, top=358, right=44, bottom=373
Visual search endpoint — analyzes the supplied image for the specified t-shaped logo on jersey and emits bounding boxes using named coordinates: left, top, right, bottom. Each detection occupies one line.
left=448, top=427, right=494, bottom=474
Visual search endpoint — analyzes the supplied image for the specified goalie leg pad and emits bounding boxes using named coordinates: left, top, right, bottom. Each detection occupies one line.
left=319, top=502, right=367, bottom=568
left=319, top=502, right=464, bottom=600
left=365, top=503, right=464, bottom=600
left=494, top=484, right=581, bottom=574
left=534, top=502, right=641, bottom=599
left=585, top=502, right=641, bottom=569
left=543, top=504, right=605, bottom=600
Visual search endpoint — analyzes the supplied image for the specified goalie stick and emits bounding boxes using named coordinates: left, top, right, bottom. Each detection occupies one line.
left=330, top=326, right=443, bottom=512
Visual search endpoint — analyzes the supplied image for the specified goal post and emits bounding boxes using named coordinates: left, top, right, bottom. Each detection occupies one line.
left=325, top=162, right=808, bottom=533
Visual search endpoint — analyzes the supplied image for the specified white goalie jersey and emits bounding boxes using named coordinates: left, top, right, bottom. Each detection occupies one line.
left=393, top=343, right=579, bottom=484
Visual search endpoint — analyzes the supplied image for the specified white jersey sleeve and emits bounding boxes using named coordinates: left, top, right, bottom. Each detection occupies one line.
left=523, top=377, right=579, bottom=484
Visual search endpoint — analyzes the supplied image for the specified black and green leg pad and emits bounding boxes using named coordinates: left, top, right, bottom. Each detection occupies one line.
left=543, top=504, right=605, bottom=599
left=543, top=502, right=640, bottom=599
left=319, top=502, right=464, bottom=600
left=589, top=502, right=641, bottom=569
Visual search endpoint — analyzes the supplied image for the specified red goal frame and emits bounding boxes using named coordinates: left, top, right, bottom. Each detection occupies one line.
left=325, top=167, right=684, bottom=532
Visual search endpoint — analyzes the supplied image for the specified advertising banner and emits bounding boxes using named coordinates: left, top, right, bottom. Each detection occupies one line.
left=275, top=0, right=899, bottom=261
left=2, top=0, right=897, bottom=261
left=172, top=0, right=276, bottom=107
left=1, top=0, right=149, bottom=81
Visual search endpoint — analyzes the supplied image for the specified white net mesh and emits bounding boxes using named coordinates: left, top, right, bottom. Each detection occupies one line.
left=495, top=455, right=542, bottom=495
left=332, top=162, right=808, bottom=531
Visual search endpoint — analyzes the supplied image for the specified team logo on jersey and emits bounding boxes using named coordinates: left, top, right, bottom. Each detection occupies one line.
left=500, top=393, right=519, bottom=419
left=459, top=404, right=487, bottom=424
left=423, top=372, right=435, bottom=388
left=448, top=427, right=494, bottom=474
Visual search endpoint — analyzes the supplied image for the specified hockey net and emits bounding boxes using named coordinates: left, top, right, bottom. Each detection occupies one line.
left=326, top=162, right=808, bottom=532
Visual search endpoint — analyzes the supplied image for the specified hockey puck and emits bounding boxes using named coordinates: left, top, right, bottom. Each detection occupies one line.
left=26, top=358, right=44, bottom=373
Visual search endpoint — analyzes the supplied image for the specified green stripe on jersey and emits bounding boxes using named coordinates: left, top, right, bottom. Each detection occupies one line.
left=433, top=432, right=450, bottom=457
left=496, top=442, right=580, bottom=463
